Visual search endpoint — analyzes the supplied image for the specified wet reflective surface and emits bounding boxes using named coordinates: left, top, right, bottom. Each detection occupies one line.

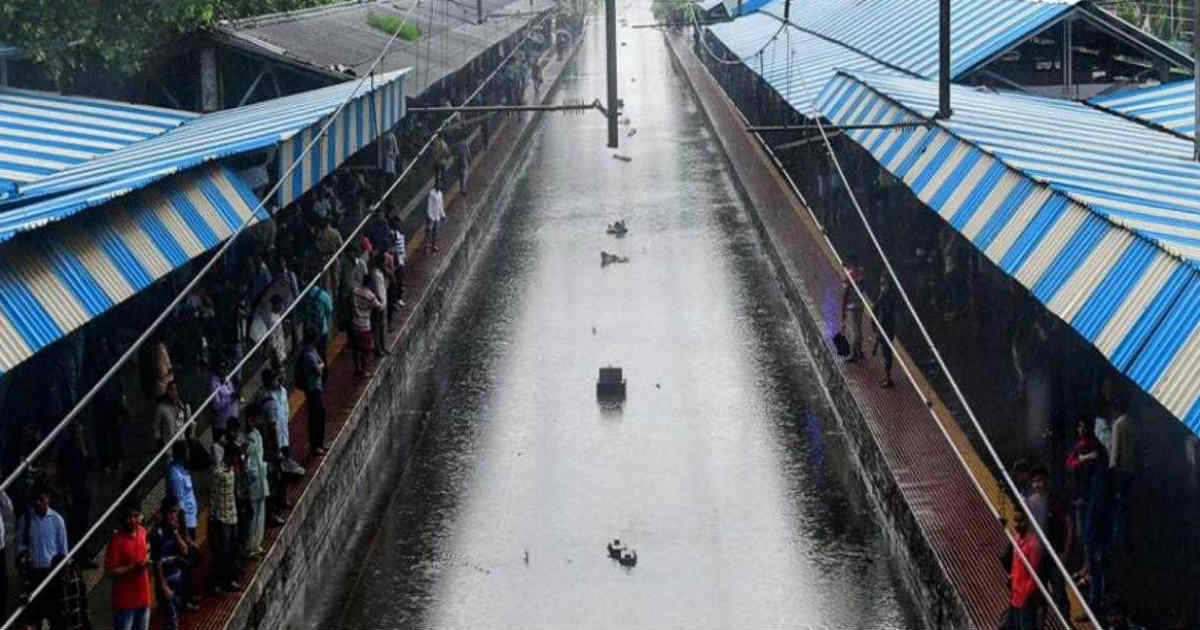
left=331, top=15, right=916, bottom=630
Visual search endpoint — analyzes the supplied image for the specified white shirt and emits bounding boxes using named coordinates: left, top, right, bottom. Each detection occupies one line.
left=426, top=189, right=446, bottom=223
left=371, top=268, right=388, bottom=303
left=393, top=230, right=406, bottom=266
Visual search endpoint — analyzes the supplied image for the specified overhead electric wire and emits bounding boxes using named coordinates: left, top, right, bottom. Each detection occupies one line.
left=691, top=17, right=1095, bottom=630
left=0, top=6, right=557, bottom=630
left=0, top=0, right=427, bottom=506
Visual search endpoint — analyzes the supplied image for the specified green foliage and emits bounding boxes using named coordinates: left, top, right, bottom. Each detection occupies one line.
left=366, top=13, right=421, bottom=42
left=651, top=0, right=696, bottom=24
left=1, top=0, right=337, bottom=90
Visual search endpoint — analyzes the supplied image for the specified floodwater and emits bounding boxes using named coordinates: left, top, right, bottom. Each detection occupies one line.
left=328, top=11, right=917, bottom=630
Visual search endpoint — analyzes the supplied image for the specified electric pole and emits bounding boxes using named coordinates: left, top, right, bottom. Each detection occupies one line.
left=1194, top=0, right=1198, bottom=159
left=938, top=0, right=951, bottom=119
left=477, top=0, right=484, bottom=25
left=606, top=0, right=619, bottom=148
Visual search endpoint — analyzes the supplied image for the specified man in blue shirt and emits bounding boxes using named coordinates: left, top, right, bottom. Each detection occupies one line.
left=17, top=487, right=69, bottom=630
left=166, top=442, right=199, bottom=540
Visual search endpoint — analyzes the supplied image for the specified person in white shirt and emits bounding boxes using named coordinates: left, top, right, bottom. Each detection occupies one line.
left=1110, top=404, right=1135, bottom=551
left=389, top=216, right=406, bottom=308
left=369, top=256, right=390, bottom=356
left=425, top=187, right=446, bottom=254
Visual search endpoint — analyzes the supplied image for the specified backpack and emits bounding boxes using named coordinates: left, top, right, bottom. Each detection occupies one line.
left=833, top=332, right=850, bottom=357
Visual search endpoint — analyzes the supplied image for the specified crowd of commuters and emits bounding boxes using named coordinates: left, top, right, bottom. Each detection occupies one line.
left=0, top=23, right=576, bottom=630
left=998, top=402, right=1142, bottom=629
left=839, top=255, right=1147, bottom=630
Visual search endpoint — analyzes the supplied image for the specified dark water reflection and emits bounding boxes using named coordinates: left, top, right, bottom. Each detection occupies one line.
left=330, top=13, right=917, bottom=630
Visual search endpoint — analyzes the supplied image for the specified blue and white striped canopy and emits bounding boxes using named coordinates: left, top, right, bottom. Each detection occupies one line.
left=756, top=0, right=1077, bottom=78
left=0, top=69, right=408, bottom=242
left=706, top=0, right=1078, bottom=114
left=0, top=88, right=195, bottom=200
left=276, top=71, right=406, bottom=207
left=708, top=13, right=907, bottom=116
left=1091, top=79, right=1197, bottom=139
left=0, top=163, right=264, bottom=373
left=817, top=71, right=1200, bottom=428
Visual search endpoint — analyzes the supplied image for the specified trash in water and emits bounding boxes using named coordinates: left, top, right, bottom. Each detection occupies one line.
left=627, top=128, right=638, bottom=138
left=613, top=154, right=632, bottom=162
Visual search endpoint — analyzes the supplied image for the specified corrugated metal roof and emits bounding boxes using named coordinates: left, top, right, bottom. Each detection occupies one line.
left=276, top=72, right=405, bottom=206
left=706, top=0, right=1079, bottom=113
left=816, top=70, right=1200, bottom=429
left=756, top=0, right=1078, bottom=78
left=0, top=88, right=195, bottom=200
left=0, top=163, right=264, bottom=374
left=221, top=0, right=552, bottom=97
left=0, top=69, right=408, bottom=242
left=1090, top=79, right=1197, bottom=139
left=708, top=13, right=907, bottom=115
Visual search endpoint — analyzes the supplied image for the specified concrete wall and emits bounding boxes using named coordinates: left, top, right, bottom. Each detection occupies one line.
left=227, top=40, right=583, bottom=630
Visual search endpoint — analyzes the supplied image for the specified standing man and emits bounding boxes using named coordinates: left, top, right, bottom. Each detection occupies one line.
left=297, top=329, right=328, bottom=457
left=1109, top=402, right=1135, bottom=552
left=267, top=294, right=288, bottom=375
left=872, top=277, right=898, bottom=388
left=352, top=274, right=384, bottom=376
left=155, top=380, right=191, bottom=449
left=17, top=487, right=69, bottom=630
left=105, top=504, right=152, bottom=630
left=841, top=253, right=866, bottom=363
left=389, top=216, right=407, bottom=308
left=300, top=284, right=333, bottom=363
left=382, top=130, right=400, bottom=176
left=433, top=135, right=452, bottom=191
left=314, top=218, right=344, bottom=295
left=242, top=405, right=270, bottom=556
left=425, top=186, right=446, bottom=254
left=370, top=255, right=390, bottom=356
left=166, top=442, right=199, bottom=541
left=260, top=368, right=303, bottom=524
left=456, top=138, right=471, bottom=196
left=151, top=503, right=197, bottom=630
left=210, top=449, right=242, bottom=594
left=1005, top=511, right=1044, bottom=630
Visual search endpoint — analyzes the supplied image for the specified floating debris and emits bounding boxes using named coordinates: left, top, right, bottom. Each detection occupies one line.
left=619, top=549, right=638, bottom=568
left=627, top=128, right=638, bottom=138
left=613, top=153, right=632, bottom=162
left=607, top=219, right=628, bottom=235
left=607, top=539, right=626, bottom=559
left=601, top=252, right=630, bottom=266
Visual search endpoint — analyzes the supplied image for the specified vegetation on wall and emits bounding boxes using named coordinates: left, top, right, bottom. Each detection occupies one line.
left=366, top=12, right=422, bottom=42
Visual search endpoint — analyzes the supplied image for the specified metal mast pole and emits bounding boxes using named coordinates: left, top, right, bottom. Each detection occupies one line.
left=606, top=0, right=619, bottom=148
left=477, top=0, right=484, bottom=24
left=938, top=0, right=951, bottom=119
left=1194, top=0, right=1199, bottom=159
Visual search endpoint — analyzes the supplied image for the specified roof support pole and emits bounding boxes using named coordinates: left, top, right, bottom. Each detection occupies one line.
left=478, top=0, right=484, bottom=25
left=784, top=0, right=790, bottom=21
left=200, top=47, right=220, bottom=112
left=1194, top=0, right=1199, bottom=160
left=938, top=0, right=951, bottom=119
left=606, top=0, right=619, bottom=148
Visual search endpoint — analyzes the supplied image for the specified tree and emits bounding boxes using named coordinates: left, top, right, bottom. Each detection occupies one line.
left=1, top=0, right=335, bottom=92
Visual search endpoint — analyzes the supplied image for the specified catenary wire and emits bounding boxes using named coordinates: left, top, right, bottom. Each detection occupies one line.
left=693, top=18, right=1092, bottom=630
left=0, top=7, right=557, bottom=630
